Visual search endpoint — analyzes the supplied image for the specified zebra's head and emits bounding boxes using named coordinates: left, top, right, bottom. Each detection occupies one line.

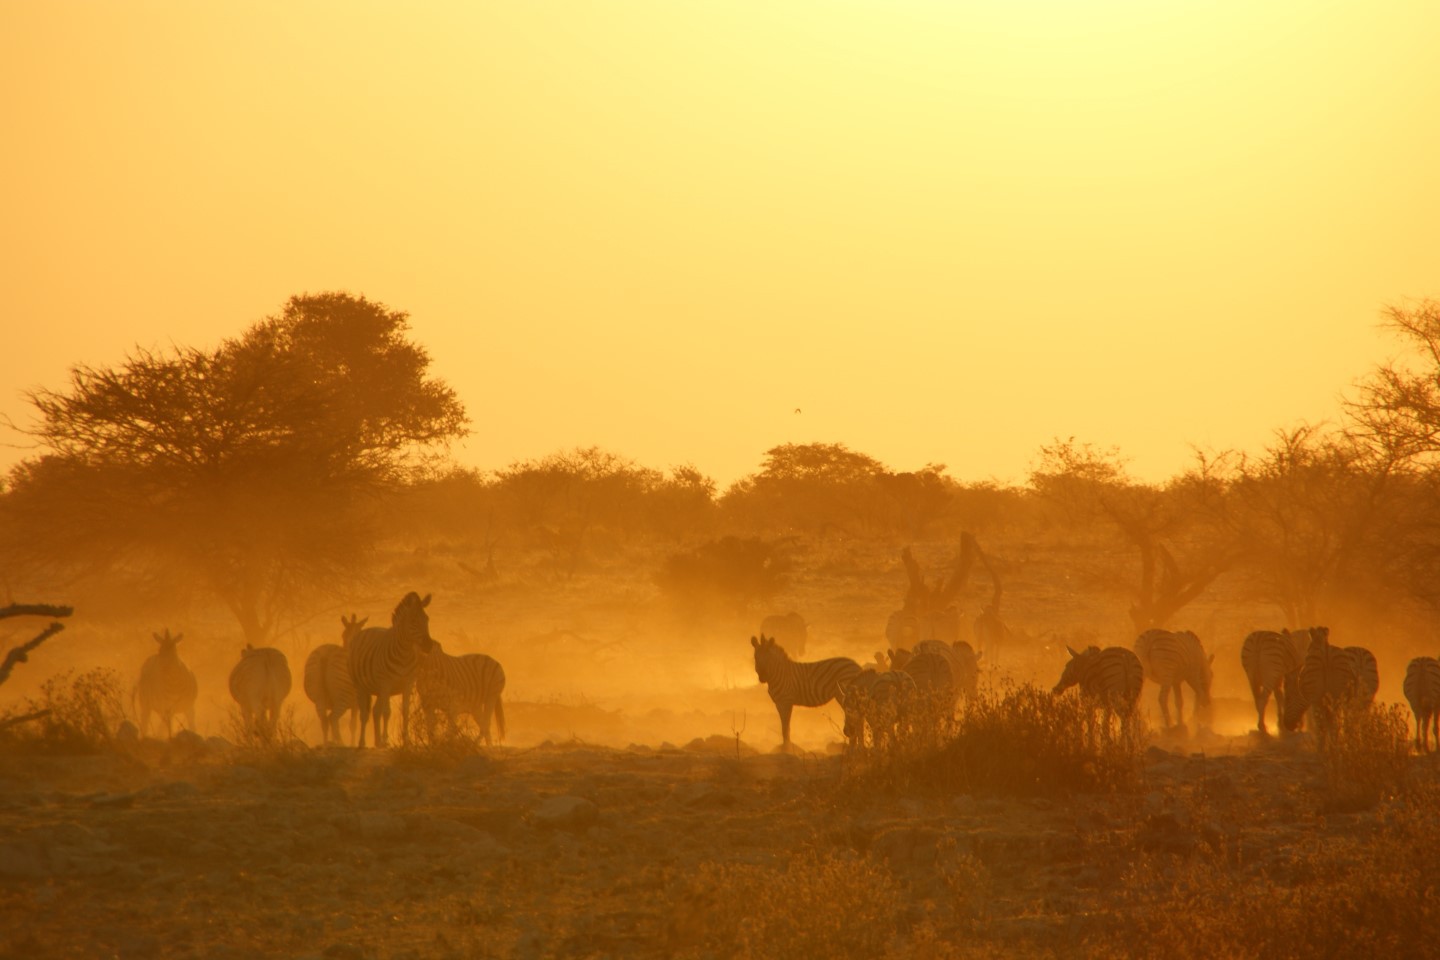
left=1052, top=645, right=1100, bottom=694
left=393, top=592, right=436, bottom=653
left=153, top=629, right=183, bottom=654
left=751, top=634, right=786, bottom=683
left=341, top=614, right=368, bottom=646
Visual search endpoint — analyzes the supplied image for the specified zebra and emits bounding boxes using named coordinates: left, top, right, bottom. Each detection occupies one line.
left=137, top=628, right=197, bottom=739
left=228, top=645, right=293, bottom=738
left=1344, top=646, right=1379, bottom=706
left=759, top=612, right=808, bottom=658
left=1283, top=627, right=1356, bottom=739
left=1053, top=645, right=1144, bottom=737
left=1403, top=656, right=1440, bottom=752
left=1133, top=628, right=1213, bottom=730
left=916, top=639, right=982, bottom=700
left=751, top=633, right=861, bottom=750
left=898, top=649, right=956, bottom=704
left=415, top=640, right=507, bottom=744
left=349, top=591, right=436, bottom=748
left=1240, top=628, right=1310, bottom=735
left=836, top=668, right=917, bottom=747
left=303, top=614, right=365, bottom=746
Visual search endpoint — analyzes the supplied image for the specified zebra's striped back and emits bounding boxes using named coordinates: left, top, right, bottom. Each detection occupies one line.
left=1241, top=630, right=1304, bottom=693
left=1343, top=646, right=1379, bottom=705
left=416, top=641, right=507, bottom=744
left=228, top=646, right=292, bottom=734
left=137, top=629, right=197, bottom=738
left=752, top=634, right=861, bottom=747
left=350, top=591, right=436, bottom=748
left=1135, top=630, right=1212, bottom=699
left=1053, top=645, right=1144, bottom=716
left=1287, top=628, right=1355, bottom=733
left=1403, top=657, right=1440, bottom=751
left=900, top=650, right=954, bottom=702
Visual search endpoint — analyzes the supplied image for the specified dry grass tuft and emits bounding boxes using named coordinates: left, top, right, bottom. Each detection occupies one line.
left=1320, top=701, right=1412, bottom=811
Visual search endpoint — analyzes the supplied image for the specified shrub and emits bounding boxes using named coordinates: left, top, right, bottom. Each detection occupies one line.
left=655, top=536, right=791, bottom=617
left=0, top=668, right=127, bottom=753
left=1320, top=701, right=1412, bottom=811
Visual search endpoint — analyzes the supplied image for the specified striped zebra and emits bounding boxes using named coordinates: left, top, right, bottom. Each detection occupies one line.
left=1283, top=627, right=1356, bottom=739
left=1240, top=628, right=1309, bottom=735
left=416, top=641, right=507, bottom=745
left=228, top=645, right=293, bottom=738
left=759, top=612, right=808, bottom=658
left=898, top=649, right=956, bottom=704
left=349, top=591, right=436, bottom=748
left=137, top=628, right=197, bottom=739
left=1345, top=646, right=1379, bottom=706
left=915, top=639, right=982, bottom=699
left=751, top=634, right=861, bottom=750
left=1053, top=646, right=1144, bottom=733
left=836, top=668, right=917, bottom=747
left=303, top=614, right=365, bottom=746
left=1403, top=657, right=1440, bottom=752
left=1133, top=629, right=1213, bottom=729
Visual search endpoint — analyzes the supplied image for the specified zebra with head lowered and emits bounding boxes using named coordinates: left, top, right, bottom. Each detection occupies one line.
left=229, top=645, right=293, bottom=738
left=137, top=628, right=197, bottom=738
left=349, top=591, right=436, bottom=748
left=1282, top=628, right=1358, bottom=740
left=416, top=641, right=507, bottom=745
left=751, top=634, right=861, bottom=751
left=1053, top=645, right=1144, bottom=739
left=836, top=668, right=917, bottom=748
left=1134, top=629, right=1213, bottom=730
left=304, top=614, right=365, bottom=746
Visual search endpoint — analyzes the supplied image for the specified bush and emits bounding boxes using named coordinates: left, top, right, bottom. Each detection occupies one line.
left=859, top=683, right=1146, bottom=797
left=656, top=536, right=791, bottom=617
left=1320, top=701, right=1412, bottom=812
left=0, top=668, right=127, bottom=753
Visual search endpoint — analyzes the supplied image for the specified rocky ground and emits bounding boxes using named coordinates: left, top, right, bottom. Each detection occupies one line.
left=1, top=722, right=1427, bottom=960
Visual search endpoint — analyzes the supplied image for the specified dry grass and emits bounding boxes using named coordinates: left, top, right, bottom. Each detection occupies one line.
left=0, top=667, right=127, bottom=753
left=1319, top=701, right=1413, bottom=812
left=846, top=682, right=1147, bottom=797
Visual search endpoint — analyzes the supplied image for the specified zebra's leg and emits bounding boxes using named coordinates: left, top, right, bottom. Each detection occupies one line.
left=1158, top=685, right=1173, bottom=729
left=778, top=702, right=794, bottom=750
left=356, top=694, right=372, bottom=749
left=479, top=700, right=493, bottom=745
left=139, top=704, right=151, bottom=739
left=1174, top=685, right=1185, bottom=730
left=400, top=687, right=413, bottom=747
left=375, top=691, right=392, bottom=748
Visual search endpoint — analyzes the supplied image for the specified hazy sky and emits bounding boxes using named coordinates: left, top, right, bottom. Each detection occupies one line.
left=3, top=2, right=1437, bottom=487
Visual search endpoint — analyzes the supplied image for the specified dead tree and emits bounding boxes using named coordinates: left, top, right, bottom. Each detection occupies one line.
left=0, top=602, right=74, bottom=688
left=1102, top=501, right=1235, bottom=633
left=887, top=532, right=977, bottom=648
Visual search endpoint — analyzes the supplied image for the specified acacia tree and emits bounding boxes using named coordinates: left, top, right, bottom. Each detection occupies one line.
left=2, top=292, right=467, bottom=644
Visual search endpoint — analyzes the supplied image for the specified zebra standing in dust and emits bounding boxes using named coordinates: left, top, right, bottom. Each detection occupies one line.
left=1240, top=628, right=1310, bottom=735
left=1403, top=656, right=1440, bottom=752
left=349, top=591, right=436, bottom=748
left=836, top=668, right=917, bottom=748
left=1133, top=629, right=1213, bottom=730
left=228, top=645, right=293, bottom=738
left=1283, top=627, right=1357, bottom=740
left=916, top=639, right=982, bottom=700
left=415, top=640, right=507, bottom=745
left=1053, top=645, right=1144, bottom=738
left=137, top=628, right=197, bottom=738
left=1345, top=646, right=1380, bottom=706
left=751, top=634, right=861, bottom=750
left=304, top=614, right=365, bottom=746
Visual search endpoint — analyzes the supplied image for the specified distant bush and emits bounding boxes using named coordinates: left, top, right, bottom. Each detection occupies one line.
left=655, top=536, right=791, bottom=617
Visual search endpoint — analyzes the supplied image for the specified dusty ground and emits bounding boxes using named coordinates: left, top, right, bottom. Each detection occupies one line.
left=0, top=723, right=1424, bottom=960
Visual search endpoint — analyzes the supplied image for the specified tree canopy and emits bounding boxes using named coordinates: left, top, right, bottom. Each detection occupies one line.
left=3, top=292, right=468, bottom=643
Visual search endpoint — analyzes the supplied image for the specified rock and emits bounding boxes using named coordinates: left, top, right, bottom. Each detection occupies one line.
left=172, top=729, right=206, bottom=751
left=532, top=795, right=598, bottom=831
left=115, top=721, right=140, bottom=744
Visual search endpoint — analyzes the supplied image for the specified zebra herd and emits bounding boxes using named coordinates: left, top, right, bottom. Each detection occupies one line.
left=751, top=621, right=1440, bottom=754
left=134, top=592, right=508, bottom=748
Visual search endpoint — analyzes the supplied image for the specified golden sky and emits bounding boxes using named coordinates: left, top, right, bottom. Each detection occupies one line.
left=2, top=2, right=1437, bottom=486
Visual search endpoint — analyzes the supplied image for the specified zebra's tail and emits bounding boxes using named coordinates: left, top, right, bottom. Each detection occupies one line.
left=494, top=694, right=505, bottom=743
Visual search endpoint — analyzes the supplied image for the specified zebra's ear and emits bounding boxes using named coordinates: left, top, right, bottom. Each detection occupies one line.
left=1208, top=653, right=1215, bottom=665
left=359, top=617, right=369, bottom=629
left=172, top=633, right=183, bottom=644
left=751, top=636, right=760, bottom=649
left=420, top=593, right=432, bottom=608
left=1066, top=645, right=1081, bottom=659
left=975, top=651, right=984, bottom=663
